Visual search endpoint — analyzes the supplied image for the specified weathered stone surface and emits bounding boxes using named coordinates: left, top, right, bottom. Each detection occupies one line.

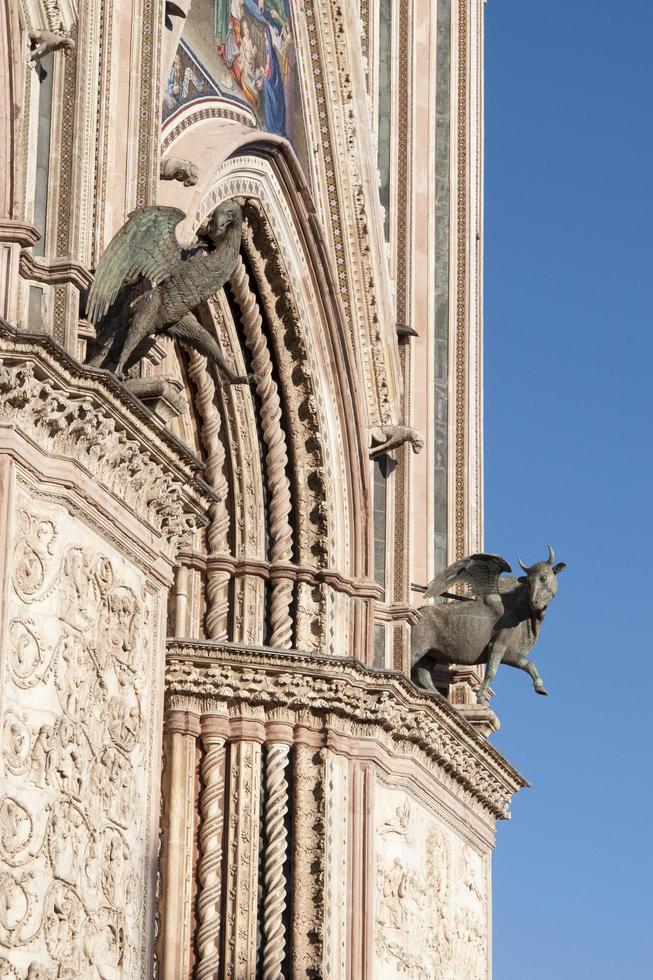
left=0, top=486, right=164, bottom=975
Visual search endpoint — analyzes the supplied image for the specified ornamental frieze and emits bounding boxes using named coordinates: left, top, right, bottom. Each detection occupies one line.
left=165, top=641, right=527, bottom=820
left=0, top=323, right=212, bottom=558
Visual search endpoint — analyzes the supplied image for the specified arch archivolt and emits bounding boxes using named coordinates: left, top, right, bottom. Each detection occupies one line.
left=205, top=291, right=267, bottom=647
left=159, top=148, right=377, bottom=657
left=193, top=153, right=362, bottom=570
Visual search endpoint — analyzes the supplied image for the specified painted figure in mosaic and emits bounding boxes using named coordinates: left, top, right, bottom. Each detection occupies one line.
left=214, top=0, right=291, bottom=137
left=411, top=548, right=566, bottom=704
left=86, top=200, right=257, bottom=384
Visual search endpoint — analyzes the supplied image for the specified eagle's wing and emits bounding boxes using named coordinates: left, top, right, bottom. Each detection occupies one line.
left=87, top=206, right=186, bottom=325
left=423, top=553, right=512, bottom=601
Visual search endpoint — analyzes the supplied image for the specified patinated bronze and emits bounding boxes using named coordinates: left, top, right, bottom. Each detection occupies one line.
left=411, top=548, right=566, bottom=704
left=86, top=200, right=256, bottom=384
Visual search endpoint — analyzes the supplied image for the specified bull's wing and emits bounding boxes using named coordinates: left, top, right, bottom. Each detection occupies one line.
left=498, top=575, right=521, bottom=593
left=87, top=206, right=186, bottom=325
left=423, top=553, right=512, bottom=601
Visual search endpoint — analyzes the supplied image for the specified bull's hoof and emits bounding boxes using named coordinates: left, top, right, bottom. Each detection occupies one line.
left=535, top=685, right=549, bottom=696
left=412, top=666, right=437, bottom=692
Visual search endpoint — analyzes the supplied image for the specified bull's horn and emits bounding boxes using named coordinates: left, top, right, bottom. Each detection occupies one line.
left=518, top=557, right=530, bottom=573
left=547, top=545, right=555, bottom=565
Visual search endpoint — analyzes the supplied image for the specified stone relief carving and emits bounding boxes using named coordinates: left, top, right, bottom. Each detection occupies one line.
left=374, top=785, right=488, bottom=980
left=159, top=157, right=199, bottom=186
left=166, top=643, right=526, bottom=819
left=0, top=492, right=160, bottom=975
left=0, top=359, right=208, bottom=556
left=369, top=425, right=425, bottom=461
left=28, top=31, right=75, bottom=65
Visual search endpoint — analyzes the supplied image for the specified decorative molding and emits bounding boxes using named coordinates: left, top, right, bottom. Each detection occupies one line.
left=19, top=249, right=93, bottom=290
left=454, top=0, right=468, bottom=560
left=181, top=553, right=383, bottom=602
left=290, top=741, right=324, bottom=976
left=261, top=742, right=290, bottom=979
left=230, top=256, right=294, bottom=649
left=0, top=220, right=40, bottom=247
left=239, top=210, right=330, bottom=574
left=186, top=350, right=230, bottom=640
left=222, top=740, right=262, bottom=976
left=166, top=641, right=527, bottom=820
left=0, top=322, right=212, bottom=557
left=161, top=100, right=256, bottom=153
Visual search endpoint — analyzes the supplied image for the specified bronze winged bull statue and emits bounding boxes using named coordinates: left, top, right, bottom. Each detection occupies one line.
left=411, top=548, right=566, bottom=705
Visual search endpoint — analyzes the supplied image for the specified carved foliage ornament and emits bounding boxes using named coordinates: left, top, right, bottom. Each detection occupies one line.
left=165, top=645, right=526, bottom=819
left=0, top=359, right=207, bottom=554
left=0, top=498, right=160, bottom=975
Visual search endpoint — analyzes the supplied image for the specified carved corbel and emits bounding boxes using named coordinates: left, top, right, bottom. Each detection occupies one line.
left=159, top=157, right=199, bottom=187
left=28, top=30, right=75, bottom=64
left=369, top=425, right=425, bottom=460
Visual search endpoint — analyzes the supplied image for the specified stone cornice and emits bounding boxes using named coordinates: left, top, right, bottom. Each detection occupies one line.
left=0, top=219, right=41, bottom=247
left=176, top=551, right=384, bottom=602
left=19, top=250, right=94, bottom=290
left=0, top=321, right=214, bottom=557
left=166, top=640, right=528, bottom=820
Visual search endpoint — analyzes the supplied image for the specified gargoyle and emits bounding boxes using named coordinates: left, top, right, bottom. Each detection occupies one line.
left=369, top=425, right=424, bottom=460
left=86, top=200, right=257, bottom=384
left=28, top=30, right=75, bottom=63
left=160, top=157, right=199, bottom=187
left=411, top=547, right=566, bottom=704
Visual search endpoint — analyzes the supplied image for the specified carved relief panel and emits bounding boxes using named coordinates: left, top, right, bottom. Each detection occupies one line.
left=0, top=483, right=164, bottom=977
left=374, top=783, right=490, bottom=980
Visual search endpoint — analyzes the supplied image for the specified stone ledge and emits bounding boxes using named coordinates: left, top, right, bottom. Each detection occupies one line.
left=166, top=639, right=529, bottom=820
left=0, top=320, right=214, bottom=557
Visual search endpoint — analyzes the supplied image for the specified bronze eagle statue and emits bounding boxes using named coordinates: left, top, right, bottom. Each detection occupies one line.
left=86, top=200, right=256, bottom=384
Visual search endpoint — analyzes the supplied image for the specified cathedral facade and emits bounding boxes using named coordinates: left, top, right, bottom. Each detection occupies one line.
left=0, top=1, right=525, bottom=977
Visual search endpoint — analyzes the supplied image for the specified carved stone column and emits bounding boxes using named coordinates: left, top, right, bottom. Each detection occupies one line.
left=160, top=701, right=201, bottom=980
left=290, top=735, right=325, bottom=979
left=222, top=721, right=264, bottom=977
left=261, top=725, right=293, bottom=980
left=173, top=564, right=190, bottom=637
left=187, top=350, right=231, bottom=641
left=230, top=256, right=294, bottom=649
left=195, top=708, right=229, bottom=980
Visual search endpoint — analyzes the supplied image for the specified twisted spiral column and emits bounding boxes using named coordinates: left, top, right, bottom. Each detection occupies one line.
left=262, top=741, right=291, bottom=980
left=195, top=723, right=227, bottom=980
left=230, top=257, right=294, bottom=648
left=187, top=351, right=230, bottom=640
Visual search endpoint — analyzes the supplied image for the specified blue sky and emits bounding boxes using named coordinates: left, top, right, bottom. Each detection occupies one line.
left=484, top=1, right=653, bottom=977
